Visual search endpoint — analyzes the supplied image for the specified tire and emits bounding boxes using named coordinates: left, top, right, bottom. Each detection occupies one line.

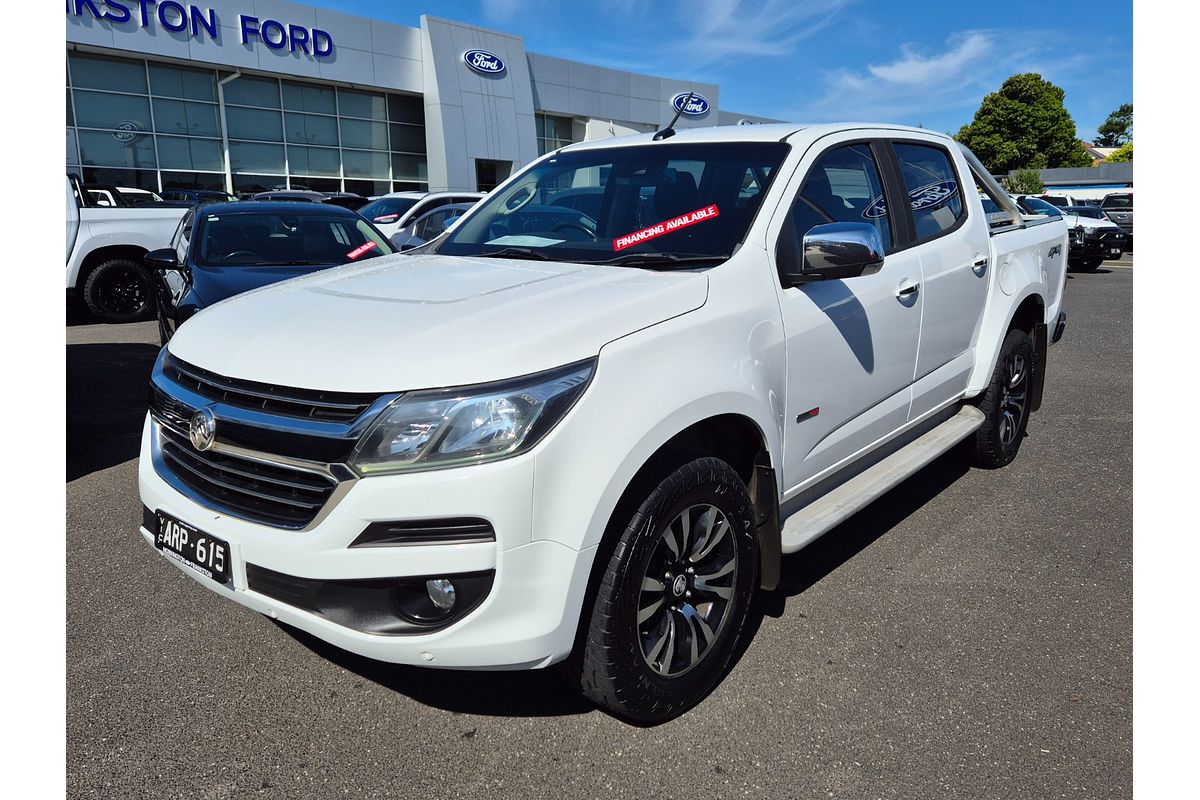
left=83, top=258, right=156, bottom=323
left=1081, top=258, right=1102, bottom=272
left=570, top=457, right=759, bottom=724
left=971, top=327, right=1034, bottom=469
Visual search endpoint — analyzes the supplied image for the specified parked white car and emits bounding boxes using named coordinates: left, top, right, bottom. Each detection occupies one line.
left=1012, top=195, right=1126, bottom=271
left=139, top=123, right=1067, bottom=723
left=358, top=191, right=485, bottom=238
left=66, top=176, right=188, bottom=322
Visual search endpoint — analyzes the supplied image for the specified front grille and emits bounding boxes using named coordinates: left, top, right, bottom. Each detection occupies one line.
left=159, top=426, right=337, bottom=528
left=164, top=355, right=379, bottom=423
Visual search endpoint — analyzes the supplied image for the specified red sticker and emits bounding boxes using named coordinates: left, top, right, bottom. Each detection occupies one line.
left=613, top=204, right=720, bottom=251
left=346, top=241, right=379, bottom=260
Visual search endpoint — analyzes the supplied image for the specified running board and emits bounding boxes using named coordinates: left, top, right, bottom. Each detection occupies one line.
left=779, top=405, right=985, bottom=554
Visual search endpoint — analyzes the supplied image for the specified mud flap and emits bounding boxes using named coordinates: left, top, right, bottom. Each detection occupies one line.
left=1030, top=322, right=1048, bottom=413
left=749, top=455, right=781, bottom=591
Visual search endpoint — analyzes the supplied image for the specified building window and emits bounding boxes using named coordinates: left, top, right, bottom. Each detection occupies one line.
left=67, top=51, right=428, bottom=194
left=536, top=113, right=575, bottom=155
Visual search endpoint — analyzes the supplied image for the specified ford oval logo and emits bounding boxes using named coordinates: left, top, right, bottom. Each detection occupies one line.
left=863, top=180, right=959, bottom=219
left=463, top=49, right=506, bottom=75
left=671, top=92, right=710, bottom=116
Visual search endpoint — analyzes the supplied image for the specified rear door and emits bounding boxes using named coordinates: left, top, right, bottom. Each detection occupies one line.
left=889, top=140, right=991, bottom=419
left=769, top=133, right=925, bottom=492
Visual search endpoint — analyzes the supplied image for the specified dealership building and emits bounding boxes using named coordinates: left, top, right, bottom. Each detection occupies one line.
left=65, top=0, right=777, bottom=196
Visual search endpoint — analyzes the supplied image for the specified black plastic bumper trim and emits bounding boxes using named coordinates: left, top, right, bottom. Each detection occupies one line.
left=349, top=518, right=496, bottom=548
left=244, top=563, right=494, bottom=635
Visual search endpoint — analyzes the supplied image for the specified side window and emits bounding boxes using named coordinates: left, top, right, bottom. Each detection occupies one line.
left=415, top=211, right=447, bottom=240
left=893, top=143, right=963, bottom=242
left=789, top=143, right=893, bottom=253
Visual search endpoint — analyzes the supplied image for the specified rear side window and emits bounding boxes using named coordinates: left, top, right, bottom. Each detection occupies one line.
left=788, top=143, right=893, bottom=253
left=893, top=143, right=963, bottom=242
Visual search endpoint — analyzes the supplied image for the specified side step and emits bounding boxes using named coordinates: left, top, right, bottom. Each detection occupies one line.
left=779, top=405, right=984, bottom=554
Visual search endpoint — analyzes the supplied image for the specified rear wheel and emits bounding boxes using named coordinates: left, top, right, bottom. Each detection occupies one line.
left=83, top=258, right=155, bottom=323
left=570, top=457, right=759, bottom=724
left=971, top=327, right=1033, bottom=468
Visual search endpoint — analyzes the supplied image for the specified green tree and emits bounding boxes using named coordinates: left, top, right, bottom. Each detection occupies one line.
left=955, top=73, right=1093, bottom=173
left=1103, top=142, right=1133, bottom=163
left=1006, top=168, right=1045, bottom=194
left=1095, top=103, right=1133, bottom=147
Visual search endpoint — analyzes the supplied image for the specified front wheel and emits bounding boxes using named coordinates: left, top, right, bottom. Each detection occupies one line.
left=570, top=457, right=759, bottom=724
left=83, top=258, right=156, bottom=323
left=970, top=327, right=1034, bottom=468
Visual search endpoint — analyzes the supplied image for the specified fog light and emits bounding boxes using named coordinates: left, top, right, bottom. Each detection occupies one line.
left=426, top=578, right=456, bottom=611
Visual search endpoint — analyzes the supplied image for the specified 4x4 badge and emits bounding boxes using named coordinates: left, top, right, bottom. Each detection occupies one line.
left=188, top=407, right=217, bottom=452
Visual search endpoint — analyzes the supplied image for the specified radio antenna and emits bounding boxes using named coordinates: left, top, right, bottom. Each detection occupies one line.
left=653, top=92, right=694, bottom=141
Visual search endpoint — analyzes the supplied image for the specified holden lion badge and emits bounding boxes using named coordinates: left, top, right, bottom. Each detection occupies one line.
left=189, top=407, right=217, bottom=451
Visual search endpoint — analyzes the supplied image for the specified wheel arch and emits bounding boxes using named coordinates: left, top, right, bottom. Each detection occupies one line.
left=77, top=244, right=152, bottom=290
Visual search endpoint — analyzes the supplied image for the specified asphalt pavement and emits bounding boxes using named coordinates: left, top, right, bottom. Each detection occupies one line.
left=66, top=263, right=1132, bottom=799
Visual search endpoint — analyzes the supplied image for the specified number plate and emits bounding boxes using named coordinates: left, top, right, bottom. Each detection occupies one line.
left=155, top=511, right=231, bottom=584
left=1110, top=247, right=1123, bottom=258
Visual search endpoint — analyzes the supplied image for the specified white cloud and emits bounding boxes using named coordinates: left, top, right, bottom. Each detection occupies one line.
left=798, top=30, right=1084, bottom=127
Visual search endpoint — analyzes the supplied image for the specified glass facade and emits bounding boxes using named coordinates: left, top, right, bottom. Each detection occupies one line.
left=536, top=113, right=576, bottom=155
left=66, top=51, right=429, bottom=195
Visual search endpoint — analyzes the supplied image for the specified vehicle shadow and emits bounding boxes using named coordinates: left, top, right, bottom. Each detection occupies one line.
left=276, top=449, right=971, bottom=723
left=748, top=447, right=970, bottom=621
left=275, top=622, right=594, bottom=718
left=66, top=342, right=160, bottom=481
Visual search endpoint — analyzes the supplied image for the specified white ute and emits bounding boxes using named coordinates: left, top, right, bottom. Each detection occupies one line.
left=139, top=123, right=1068, bottom=723
left=66, top=175, right=188, bottom=322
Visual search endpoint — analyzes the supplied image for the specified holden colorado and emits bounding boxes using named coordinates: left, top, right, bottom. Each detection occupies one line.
left=139, top=123, right=1068, bottom=723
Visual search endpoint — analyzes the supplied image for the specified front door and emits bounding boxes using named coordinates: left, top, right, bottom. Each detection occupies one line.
left=769, top=136, right=923, bottom=493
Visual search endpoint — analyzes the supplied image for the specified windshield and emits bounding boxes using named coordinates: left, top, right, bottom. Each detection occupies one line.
left=195, top=211, right=395, bottom=267
left=434, top=142, right=790, bottom=266
left=360, top=197, right=421, bottom=223
left=1066, top=206, right=1106, bottom=219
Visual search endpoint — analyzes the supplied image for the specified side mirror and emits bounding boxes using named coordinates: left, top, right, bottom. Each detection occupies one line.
left=778, top=222, right=884, bottom=286
left=144, top=248, right=180, bottom=270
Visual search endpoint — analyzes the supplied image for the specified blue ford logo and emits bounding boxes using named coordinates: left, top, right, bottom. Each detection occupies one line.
left=463, top=49, right=506, bottom=75
left=671, top=92, right=710, bottom=116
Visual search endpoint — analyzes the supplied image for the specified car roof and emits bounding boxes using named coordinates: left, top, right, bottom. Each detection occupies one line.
left=557, top=122, right=952, bottom=153
left=377, top=190, right=485, bottom=200
left=194, top=200, right=360, bottom=215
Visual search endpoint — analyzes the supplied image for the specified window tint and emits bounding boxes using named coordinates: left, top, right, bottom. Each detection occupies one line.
left=893, top=143, right=963, bottom=241
left=788, top=143, right=893, bottom=253
left=195, top=211, right=393, bottom=266
left=359, top=197, right=420, bottom=222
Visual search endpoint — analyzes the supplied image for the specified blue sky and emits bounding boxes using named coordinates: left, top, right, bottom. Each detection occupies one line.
left=308, top=0, right=1132, bottom=141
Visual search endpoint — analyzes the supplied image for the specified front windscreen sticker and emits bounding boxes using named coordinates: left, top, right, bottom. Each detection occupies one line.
left=863, top=180, right=959, bottom=219
left=613, top=204, right=720, bottom=251
left=346, top=241, right=379, bottom=260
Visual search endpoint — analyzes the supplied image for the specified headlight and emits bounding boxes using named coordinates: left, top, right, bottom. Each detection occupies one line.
left=350, top=360, right=595, bottom=475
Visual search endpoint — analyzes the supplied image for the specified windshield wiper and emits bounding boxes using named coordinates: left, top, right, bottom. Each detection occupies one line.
left=474, top=247, right=553, bottom=261
left=592, top=252, right=730, bottom=269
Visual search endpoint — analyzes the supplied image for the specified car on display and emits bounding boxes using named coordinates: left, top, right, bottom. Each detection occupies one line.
left=359, top=191, right=486, bottom=239
left=1100, top=192, right=1133, bottom=248
left=160, top=189, right=239, bottom=206
left=319, top=192, right=371, bottom=211
left=251, top=190, right=328, bottom=203
left=388, top=202, right=476, bottom=251
left=146, top=202, right=395, bottom=345
left=1013, top=194, right=1125, bottom=271
left=66, top=175, right=189, bottom=323
left=140, top=123, right=1067, bottom=724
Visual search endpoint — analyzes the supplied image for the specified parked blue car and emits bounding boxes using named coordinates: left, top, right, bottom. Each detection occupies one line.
left=146, top=202, right=396, bottom=345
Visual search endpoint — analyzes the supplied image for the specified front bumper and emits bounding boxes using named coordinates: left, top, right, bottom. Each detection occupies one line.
left=1069, top=228, right=1126, bottom=261
left=138, top=415, right=594, bottom=669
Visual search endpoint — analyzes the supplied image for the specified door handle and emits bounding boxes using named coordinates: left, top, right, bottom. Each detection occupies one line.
left=896, top=280, right=921, bottom=299
left=972, top=258, right=989, bottom=276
